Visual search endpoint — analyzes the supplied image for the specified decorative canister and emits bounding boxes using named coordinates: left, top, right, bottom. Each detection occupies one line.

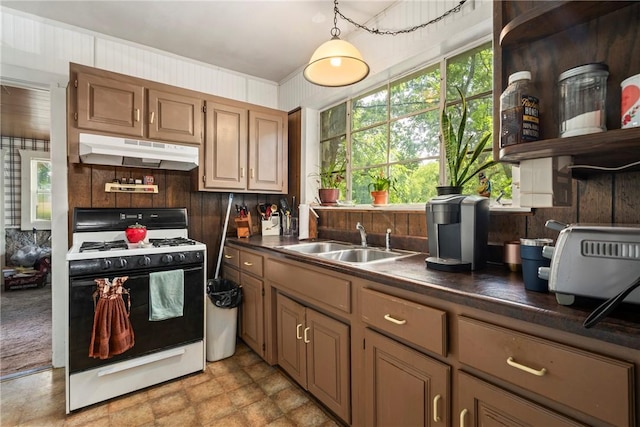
left=558, top=63, right=609, bottom=138
left=621, top=73, right=640, bottom=129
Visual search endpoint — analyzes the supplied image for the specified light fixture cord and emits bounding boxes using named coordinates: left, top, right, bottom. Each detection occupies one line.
left=335, top=0, right=468, bottom=36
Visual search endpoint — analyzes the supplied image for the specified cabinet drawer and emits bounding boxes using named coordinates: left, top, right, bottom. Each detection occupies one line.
left=223, top=247, right=240, bottom=269
left=240, top=251, right=263, bottom=277
left=267, top=259, right=350, bottom=314
left=361, top=288, right=446, bottom=356
left=458, top=316, right=634, bottom=427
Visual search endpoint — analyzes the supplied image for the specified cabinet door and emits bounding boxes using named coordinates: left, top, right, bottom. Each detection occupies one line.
left=248, top=110, right=286, bottom=192
left=202, top=103, right=248, bottom=190
left=276, top=293, right=307, bottom=386
left=306, top=308, right=351, bottom=423
left=364, top=328, right=450, bottom=427
left=239, top=273, right=263, bottom=356
left=148, top=89, right=203, bottom=145
left=76, top=72, right=144, bottom=137
left=457, top=371, right=586, bottom=427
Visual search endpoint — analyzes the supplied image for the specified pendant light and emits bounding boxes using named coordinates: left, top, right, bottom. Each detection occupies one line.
left=303, top=0, right=369, bottom=87
left=303, top=0, right=468, bottom=88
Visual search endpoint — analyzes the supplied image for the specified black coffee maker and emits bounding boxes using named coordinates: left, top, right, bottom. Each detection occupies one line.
left=425, top=194, right=489, bottom=271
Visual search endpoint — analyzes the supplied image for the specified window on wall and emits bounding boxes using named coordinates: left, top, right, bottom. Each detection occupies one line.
left=319, top=42, right=511, bottom=205
left=19, top=150, right=52, bottom=230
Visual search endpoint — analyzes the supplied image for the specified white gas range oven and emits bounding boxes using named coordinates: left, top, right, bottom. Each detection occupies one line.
left=65, top=208, right=207, bottom=412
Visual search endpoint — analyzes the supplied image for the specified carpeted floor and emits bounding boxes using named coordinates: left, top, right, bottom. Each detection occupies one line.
left=0, top=283, right=52, bottom=378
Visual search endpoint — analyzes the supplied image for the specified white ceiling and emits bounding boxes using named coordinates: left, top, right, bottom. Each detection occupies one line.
left=2, top=0, right=399, bottom=83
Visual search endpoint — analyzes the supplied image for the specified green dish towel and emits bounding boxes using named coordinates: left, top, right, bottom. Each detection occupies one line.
left=149, top=269, right=184, bottom=321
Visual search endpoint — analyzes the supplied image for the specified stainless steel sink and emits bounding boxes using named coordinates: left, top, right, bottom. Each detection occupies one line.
left=317, top=248, right=415, bottom=264
left=277, top=241, right=354, bottom=254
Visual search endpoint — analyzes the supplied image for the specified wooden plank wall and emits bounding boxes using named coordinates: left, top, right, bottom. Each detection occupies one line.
left=67, top=164, right=282, bottom=278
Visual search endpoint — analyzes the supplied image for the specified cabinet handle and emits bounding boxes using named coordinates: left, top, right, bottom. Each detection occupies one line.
left=459, top=409, right=468, bottom=427
left=506, top=356, right=547, bottom=377
left=135, top=108, right=140, bottom=122
left=303, top=327, right=310, bottom=344
left=250, top=168, right=254, bottom=179
left=243, top=261, right=253, bottom=266
left=224, top=254, right=233, bottom=259
left=296, top=324, right=303, bottom=340
left=240, top=167, right=245, bottom=178
left=384, top=314, right=407, bottom=325
left=432, top=394, right=441, bottom=422
left=150, top=111, right=155, bottom=124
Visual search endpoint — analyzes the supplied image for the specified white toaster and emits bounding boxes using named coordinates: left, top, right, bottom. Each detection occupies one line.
left=539, top=223, right=640, bottom=306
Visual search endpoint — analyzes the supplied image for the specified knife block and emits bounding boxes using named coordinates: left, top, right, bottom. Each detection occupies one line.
left=234, top=212, right=252, bottom=238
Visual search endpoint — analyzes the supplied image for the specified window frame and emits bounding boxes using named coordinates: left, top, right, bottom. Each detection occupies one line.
left=19, top=149, right=52, bottom=231
left=319, top=40, right=497, bottom=205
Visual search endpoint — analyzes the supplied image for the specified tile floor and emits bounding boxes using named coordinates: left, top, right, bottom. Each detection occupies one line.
left=0, top=341, right=343, bottom=427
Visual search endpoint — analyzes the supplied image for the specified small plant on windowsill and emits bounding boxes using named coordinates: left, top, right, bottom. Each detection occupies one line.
left=312, top=160, right=345, bottom=205
left=368, top=171, right=396, bottom=205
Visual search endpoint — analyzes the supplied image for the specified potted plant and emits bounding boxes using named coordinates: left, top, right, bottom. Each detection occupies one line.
left=313, top=160, right=345, bottom=205
left=368, top=170, right=396, bottom=205
left=440, top=87, right=497, bottom=195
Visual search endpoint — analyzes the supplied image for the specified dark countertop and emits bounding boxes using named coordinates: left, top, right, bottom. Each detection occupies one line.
left=227, top=236, right=640, bottom=351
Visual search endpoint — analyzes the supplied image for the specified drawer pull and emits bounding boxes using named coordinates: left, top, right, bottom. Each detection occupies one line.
left=224, top=254, right=233, bottom=259
left=432, top=394, right=441, bottom=422
left=460, top=408, right=468, bottom=426
left=243, top=261, right=253, bottom=266
left=296, top=324, right=303, bottom=340
left=507, top=356, right=547, bottom=377
left=384, top=314, right=407, bottom=325
left=303, top=327, right=310, bottom=344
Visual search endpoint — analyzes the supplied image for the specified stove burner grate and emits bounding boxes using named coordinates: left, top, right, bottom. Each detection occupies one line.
left=80, top=240, right=128, bottom=252
left=149, top=237, right=197, bottom=247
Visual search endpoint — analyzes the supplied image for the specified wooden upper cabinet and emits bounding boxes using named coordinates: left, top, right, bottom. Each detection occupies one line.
left=201, top=103, right=248, bottom=190
left=76, top=72, right=145, bottom=137
left=75, top=68, right=203, bottom=146
left=196, top=105, right=288, bottom=193
left=248, top=110, right=287, bottom=192
left=147, top=89, right=203, bottom=145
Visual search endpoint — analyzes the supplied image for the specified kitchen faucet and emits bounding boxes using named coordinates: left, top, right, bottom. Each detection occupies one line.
left=356, top=222, right=367, bottom=247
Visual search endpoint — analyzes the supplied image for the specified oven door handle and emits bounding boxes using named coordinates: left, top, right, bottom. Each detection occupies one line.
left=97, top=347, right=186, bottom=377
left=71, top=266, right=203, bottom=286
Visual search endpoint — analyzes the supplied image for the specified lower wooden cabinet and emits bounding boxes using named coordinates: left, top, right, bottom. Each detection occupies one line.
left=364, top=328, right=450, bottom=427
left=457, top=371, right=586, bottom=427
left=240, top=273, right=264, bottom=356
left=276, top=292, right=350, bottom=423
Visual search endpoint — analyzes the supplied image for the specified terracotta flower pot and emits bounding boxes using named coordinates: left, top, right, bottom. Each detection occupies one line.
left=318, top=188, right=339, bottom=206
left=371, top=190, right=389, bottom=205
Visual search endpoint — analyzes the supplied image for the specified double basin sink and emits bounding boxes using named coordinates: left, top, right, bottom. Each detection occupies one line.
left=276, top=241, right=417, bottom=264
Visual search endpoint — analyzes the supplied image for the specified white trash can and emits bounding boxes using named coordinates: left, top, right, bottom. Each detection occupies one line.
left=205, top=278, right=241, bottom=362
left=206, top=300, right=237, bottom=362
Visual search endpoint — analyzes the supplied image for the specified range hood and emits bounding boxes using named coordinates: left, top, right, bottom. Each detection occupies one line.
left=78, top=133, right=199, bottom=171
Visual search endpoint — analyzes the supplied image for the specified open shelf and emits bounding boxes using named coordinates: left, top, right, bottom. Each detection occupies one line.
left=105, top=183, right=158, bottom=193
left=499, top=128, right=640, bottom=176
left=499, top=1, right=634, bottom=48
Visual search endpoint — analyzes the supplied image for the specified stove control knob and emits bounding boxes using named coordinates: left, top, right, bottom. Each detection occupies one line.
left=175, top=253, right=186, bottom=263
left=116, top=258, right=128, bottom=269
left=139, top=256, right=151, bottom=267
left=102, top=259, right=112, bottom=269
left=161, top=254, right=174, bottom=264
left=194, top=252, right=203, bottom=260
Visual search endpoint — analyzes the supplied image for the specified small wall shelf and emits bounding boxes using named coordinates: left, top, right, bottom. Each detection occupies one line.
left=105, top=183, right=158, bottom=193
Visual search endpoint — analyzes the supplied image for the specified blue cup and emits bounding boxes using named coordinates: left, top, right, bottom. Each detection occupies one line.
left=519, top=238, right=553, bottom=292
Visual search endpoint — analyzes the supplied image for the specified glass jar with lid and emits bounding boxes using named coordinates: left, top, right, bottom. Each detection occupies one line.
left=558, top=63, right=609, bottom=138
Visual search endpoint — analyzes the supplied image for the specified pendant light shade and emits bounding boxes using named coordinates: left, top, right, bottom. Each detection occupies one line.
left=304, top=36, right=370, bottom=87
